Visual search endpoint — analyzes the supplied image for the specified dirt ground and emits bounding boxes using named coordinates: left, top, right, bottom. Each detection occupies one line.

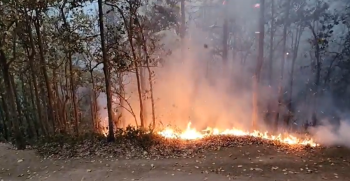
left=0, top=143, right=349, bottom=181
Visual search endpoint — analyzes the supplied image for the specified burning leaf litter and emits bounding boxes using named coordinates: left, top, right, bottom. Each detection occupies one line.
left=158, top=122, right=318, bottom=147
left=36, top=129, right=318, bottom=160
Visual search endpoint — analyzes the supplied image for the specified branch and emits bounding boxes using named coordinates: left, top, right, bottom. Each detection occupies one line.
left=113, top=90, right=138, bottom=126
left=0, top=20, right=16, bottom=47
left=306, top=22, right=317, bottom=39
left=90, top=62, right=103, bottom=71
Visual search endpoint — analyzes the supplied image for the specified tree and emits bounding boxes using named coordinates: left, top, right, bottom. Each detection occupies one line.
left=274, top=0, right=291, bottom=131
left=0, top=0, right=26, bottom=149
left=98, top=0, right=115, bottom=141
left=252, top=0, right=265, bottom=130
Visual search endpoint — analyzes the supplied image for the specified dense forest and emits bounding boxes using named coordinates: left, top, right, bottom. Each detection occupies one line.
left=0, top=0, right=350, bottom=150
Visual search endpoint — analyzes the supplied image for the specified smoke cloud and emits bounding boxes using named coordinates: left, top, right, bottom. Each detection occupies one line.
left=310, top=120, right=350, bottom=148
left=96, top=0, right=350, bottom=148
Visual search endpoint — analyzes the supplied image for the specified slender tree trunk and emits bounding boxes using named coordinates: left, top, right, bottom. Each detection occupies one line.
left=146, top=60, right=156, bottom=131
left=134, top=59, right=144, bottom=128
left=129, top=28, right=144, bottom=128
left=0, top=90, right=9, bottom=140
left=268, top=0, right=275, bottom=85
left=222, top=0, right=228, bottom=69
left=10, top=75, right=24, bottom=126
left=117, top=74, right=126, bottom=128
left=98, top=0, right=115, bottom=141
left=311, top=39, right=321, bottom=126
left=139, top=46, right=147, bottom=127
left=30, top=60, right=48, bottom=135
left=139, top=34, right=156, bottom=131
left=52, top=69, right=65, bottom=131
left=252, top=0, right=265, bottom=130
left=0, top=100, right=7, bottom=139
left=69, top=53, right=79, bottom=135
left=60, top=4, right=79, bottom=134
left=63, top=61, right=70, bottom=131
left=0, top=49, right=25, bottom=149
left=28, top=76, right=41, bottom=137
left=14, top=74, right=35, bottom=139
left=89, top=71, right=98, bottom=131
left=34, top=15, right=56, bottom=132
left=180, top=0, right=186, bottom=58
left=9, top=27, right=26, bottom=137
left=287, top=26, right=303, bottom=126
left=266, top=0, right=275, bottom=126
left=116, top=3, right=144, bottom=128
left=26, top=20, right=48, bottom=135
left=274, top=0, right=291, bottom=131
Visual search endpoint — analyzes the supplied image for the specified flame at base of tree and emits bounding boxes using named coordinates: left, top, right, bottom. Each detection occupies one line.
left=158, top=122, right=319, bottom=147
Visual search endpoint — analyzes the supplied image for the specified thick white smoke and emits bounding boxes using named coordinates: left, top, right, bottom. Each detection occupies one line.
left=310, top=120, right=350, bottom=148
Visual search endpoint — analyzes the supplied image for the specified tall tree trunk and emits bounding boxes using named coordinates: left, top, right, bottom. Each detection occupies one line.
left=0, top=49, right=25, bottom=149
left=11, top=28, right=33, bottom=139
left=266, top=0, right=275, bottom=126
left=9, top=26, right=26, bottom=137
left=117, top=74, right=126, bottom=128
left=63, top=61, right=70, bottom=131
left=0, top=99, right=7, bottom=139
left=139, top=46, right=147, bottom=127
left=138, top=31, right=156, bottom=131
left=310, top=27, right=321, bottom=126
left=115, top=3, right=144, bottom=128
left=69, top=53, right=79, bottom=135
left=34, top=14, right=56, bottom=132
left=0, top=88, right=9, bottom=140
left=252, top=0, right=265, bottom=130
left=28, top=76, right=41, bottom=137
left=274, top=0, right=291, bottom=131
left=26, top=20, right=48, bottom=135
left=145, top=60, right=156, bottom=131
left=60, top=3, right=79, bottom=135
left=89, top=71, right=98, bottom=131
left=180, top=0, right=186, bottom=57
left=98, top=0, right=115, bottom=141
left=39, top=78, right=49, bottom=122
left=287, top=26, right=303, bottom=126
left=130, top=24, right=144, bottom=127
left=268, top=0, right=275, bottom=85
left=30, top=59, right=48, bottom=135
left=222, top=0, right=228, bottom=69
left=52, top=69, right=65, bottom=131
left=10, top=74, right=24, bottom=127
left=134, top=58, right=144, bottom=128
left=14, top=74, right=35, bottom=139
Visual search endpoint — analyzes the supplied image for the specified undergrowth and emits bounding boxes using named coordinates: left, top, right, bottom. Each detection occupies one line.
left=35, top=126, right=164, bottom=158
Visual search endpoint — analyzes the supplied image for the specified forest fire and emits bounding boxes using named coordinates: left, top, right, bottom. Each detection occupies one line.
left=158, top=122, right=319, bottom=147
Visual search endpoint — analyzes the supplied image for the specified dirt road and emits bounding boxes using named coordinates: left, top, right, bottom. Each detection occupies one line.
left=0, top=143, right=349, bottom=181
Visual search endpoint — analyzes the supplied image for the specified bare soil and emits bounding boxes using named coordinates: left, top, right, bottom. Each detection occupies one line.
left=0, top=143, right=349, bottom=181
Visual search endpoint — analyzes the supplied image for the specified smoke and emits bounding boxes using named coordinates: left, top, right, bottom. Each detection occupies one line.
left=309, top=119, right=350, bottom=148
left=96, top=22, right=275, bottom=132
left=97, top=1, right=275, bottom=132
left=153, top=38, right=254, bottom=130
left=95, top=0, right=350, bottom=149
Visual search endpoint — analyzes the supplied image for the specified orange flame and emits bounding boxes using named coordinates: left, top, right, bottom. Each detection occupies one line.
left=158, top=122, right=318, bottom=147
left=99, top=120, right=318, bottom=147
